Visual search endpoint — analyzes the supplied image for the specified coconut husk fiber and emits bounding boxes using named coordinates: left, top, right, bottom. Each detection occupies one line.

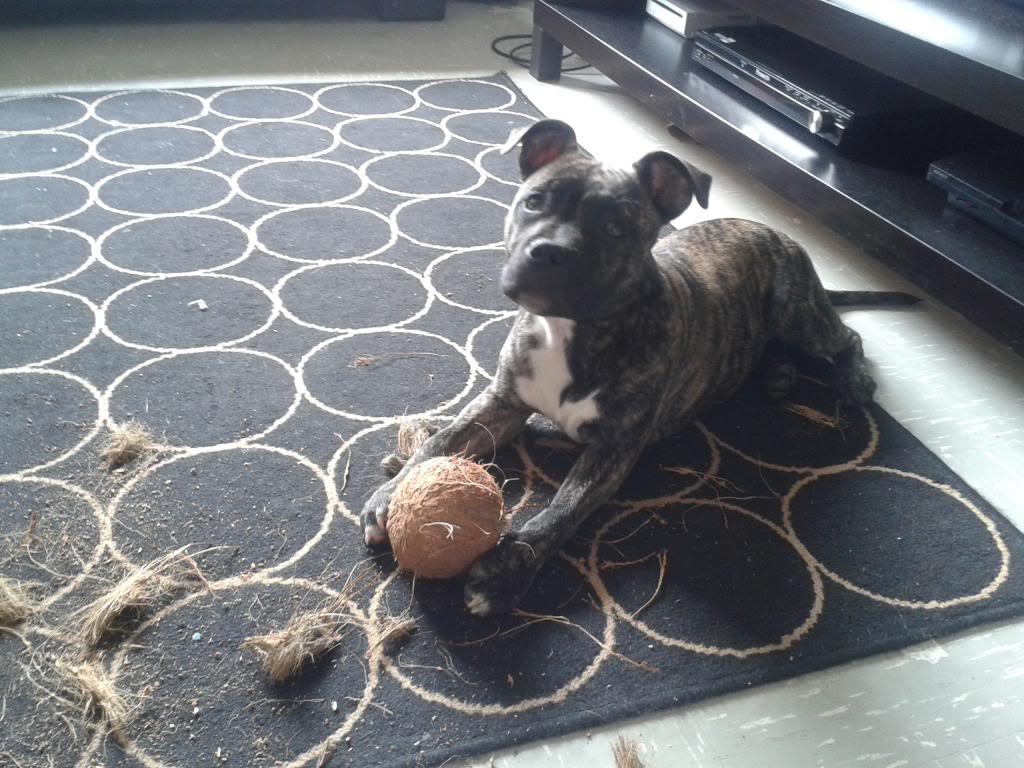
left=55, top=657, right=137, bottom=734
left=241, top=565, right=379, bottom=684
left=388, top=456, right=505, bottom=579
left=0, top=576, right=33, bottom=625
left=18, top=651, right=138, bottom=736
left=240, top=595, right=354, bottom=684
left=612, top=736, right=645, bottom=768
left=77, top=545, right=211, bottom=647
left=98, top=420, right=158, bottom=471
left=396, top=417, right=434, bottom=461
left=381, top=417, right=436, bottom=477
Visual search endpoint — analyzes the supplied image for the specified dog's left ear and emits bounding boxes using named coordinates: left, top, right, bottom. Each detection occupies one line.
left=634, top=151, right=711, bottom=222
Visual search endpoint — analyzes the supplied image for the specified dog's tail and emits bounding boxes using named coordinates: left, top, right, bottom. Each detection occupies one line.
left=827, top=290, right=921, bottom=307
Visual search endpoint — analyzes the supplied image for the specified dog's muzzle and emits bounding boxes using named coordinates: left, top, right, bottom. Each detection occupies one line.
left=502, top=238, right=577, bottom=315
left=501, top=262, right=551, bottom=315
left=527, top=241, right=570, bottom=267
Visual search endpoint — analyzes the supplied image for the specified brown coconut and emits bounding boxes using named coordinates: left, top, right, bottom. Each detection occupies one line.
left=388, top=456, right=504, bottom=579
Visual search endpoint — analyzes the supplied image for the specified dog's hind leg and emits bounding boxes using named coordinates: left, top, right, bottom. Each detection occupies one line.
left=826, top=328, right=876, bottom=404
left=757, top=340, right=799, bottom=401
left=783, top=306, right=876, bottom=404
left=770, top=245, right=877, bottom=404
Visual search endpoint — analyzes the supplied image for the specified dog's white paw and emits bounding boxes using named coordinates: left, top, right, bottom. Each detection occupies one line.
left=363, top=521, right=387, bottom=546
left=462, top=535, right=538, bottom=616
left=465, top=590, right=493, bottom=618
left=360, top=481, right=394, bottom=547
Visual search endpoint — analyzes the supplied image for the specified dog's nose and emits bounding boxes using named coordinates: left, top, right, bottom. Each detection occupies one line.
left=529, top=242, right=567, bottom=267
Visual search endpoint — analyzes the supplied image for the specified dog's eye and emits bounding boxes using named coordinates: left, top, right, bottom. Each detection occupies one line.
left=523, top=193, right=544, bottom=212
left=605, top=221, right=625, bottom=238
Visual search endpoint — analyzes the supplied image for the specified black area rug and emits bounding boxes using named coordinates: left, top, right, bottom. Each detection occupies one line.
left=2, top=75, right=1024, bottom=768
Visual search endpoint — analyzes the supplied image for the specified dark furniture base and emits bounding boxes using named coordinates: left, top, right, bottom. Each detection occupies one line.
left=0, top=0, right=446, bottom=23
left=377, top=0, right=445, bottom=21
left=532, top=1, right=1024, bottom=355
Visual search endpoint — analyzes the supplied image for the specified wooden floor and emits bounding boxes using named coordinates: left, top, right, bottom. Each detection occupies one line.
left=3, top=2, right=1022, bottom=765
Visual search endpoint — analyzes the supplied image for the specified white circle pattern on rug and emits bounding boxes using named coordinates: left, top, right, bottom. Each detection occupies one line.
left=96, top=214, right=253, bottom=275
left=94, top=125, right=218, bottom=167
left=0, top=132, right=91, bottom=176
left=0, top=226, right=94, bottom=289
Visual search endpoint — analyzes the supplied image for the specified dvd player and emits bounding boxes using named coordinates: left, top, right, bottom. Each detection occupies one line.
left=928, top=147, right=1024, bottom=246
left=692, top=26, right=967, bottom=157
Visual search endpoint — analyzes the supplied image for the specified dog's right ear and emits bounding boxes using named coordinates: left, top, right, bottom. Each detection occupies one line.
left=501, top=120, right=578, bottom=179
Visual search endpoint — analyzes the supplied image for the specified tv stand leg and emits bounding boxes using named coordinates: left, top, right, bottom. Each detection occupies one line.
left=531, top=25, right=563, bottom=81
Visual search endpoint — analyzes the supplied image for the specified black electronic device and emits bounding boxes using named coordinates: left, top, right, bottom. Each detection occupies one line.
left=691, top=26, right=971, bottom=159
left=928, top=147, right=1024, bottom=246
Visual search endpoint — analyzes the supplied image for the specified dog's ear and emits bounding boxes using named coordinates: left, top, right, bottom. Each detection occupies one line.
left=503, top=120, right=578, bottom=178
left=634, top=151, right=711, bottom=222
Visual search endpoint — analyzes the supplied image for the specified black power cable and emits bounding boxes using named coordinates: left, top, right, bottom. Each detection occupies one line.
left=490, top=33, right=593, bottom=73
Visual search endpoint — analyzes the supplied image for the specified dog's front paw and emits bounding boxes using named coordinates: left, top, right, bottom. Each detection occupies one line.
left=464, top=533, right=540, bottom=617
left=360, top=480, right=396, bottom=547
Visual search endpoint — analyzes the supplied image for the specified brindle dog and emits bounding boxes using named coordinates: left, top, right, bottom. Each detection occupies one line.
left=360, top=120, right=917, bottom=616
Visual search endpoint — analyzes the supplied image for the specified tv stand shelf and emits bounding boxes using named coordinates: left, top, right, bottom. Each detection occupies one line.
left=728, top=0, right=1024, bottom=137
left=531, top=0, right=1024, bottom=354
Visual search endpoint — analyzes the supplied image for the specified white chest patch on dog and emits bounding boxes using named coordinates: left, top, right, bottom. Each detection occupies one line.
left=515, top=316, right=600, bottom=442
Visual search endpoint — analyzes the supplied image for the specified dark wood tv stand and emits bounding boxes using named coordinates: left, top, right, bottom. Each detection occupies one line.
left=530, top=0, right=1024, bottom=354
